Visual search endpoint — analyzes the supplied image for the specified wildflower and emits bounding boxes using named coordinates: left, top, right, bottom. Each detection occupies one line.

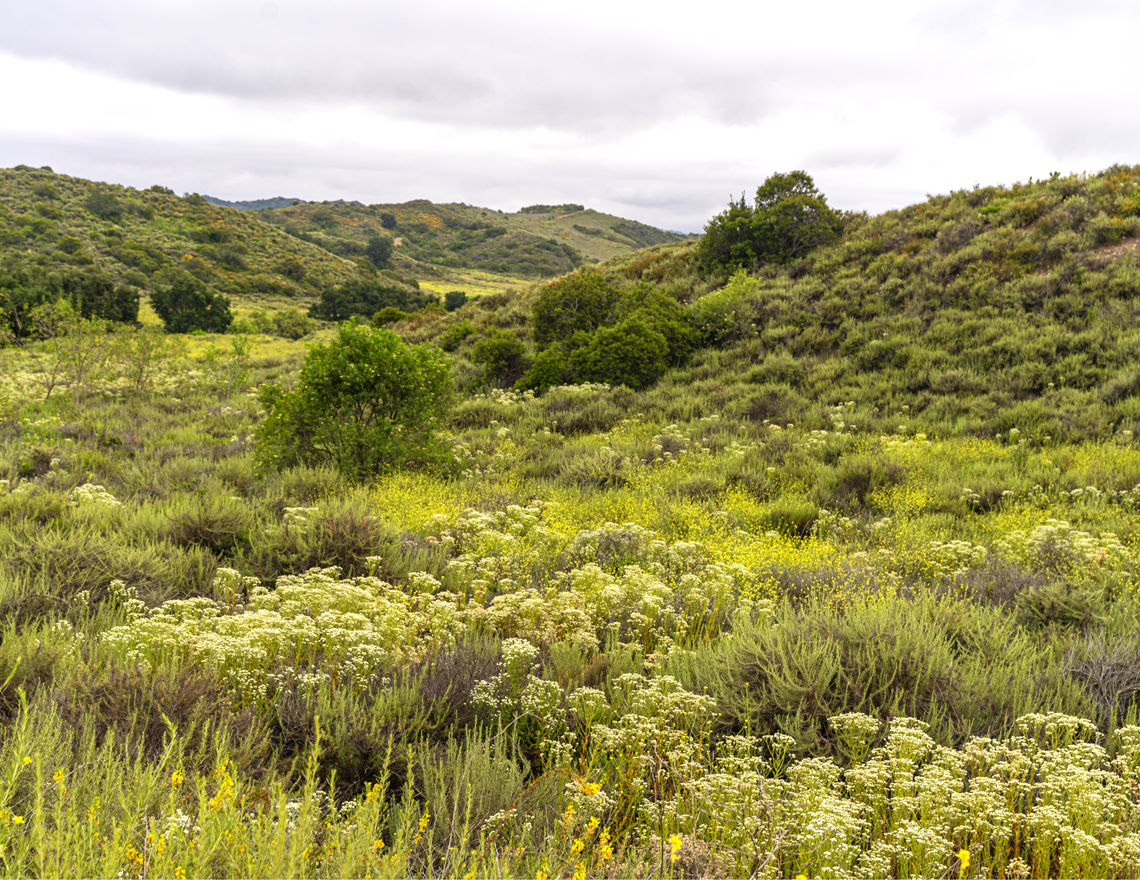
left=171, top=768, right=184, bottom=787
left=958, top=848, right=970, bottom=878
left=669, top=833, right=683, bottom=863
left=11, top=815, right=23, bottom=825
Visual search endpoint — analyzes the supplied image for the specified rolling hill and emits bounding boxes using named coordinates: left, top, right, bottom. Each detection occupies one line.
left=0, top=166, right=691, bottom=307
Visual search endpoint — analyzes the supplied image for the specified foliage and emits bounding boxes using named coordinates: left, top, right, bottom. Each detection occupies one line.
left=4, top=164, right=1140, bottom=878
left=254, top=322, right=454, bottom=480
left=698, top=170, right=842, bottom=274
left=364, top=234, right=393, bottom=269
left=444, top=290, right=468, bottom=312
left=150, top=274, right=233, bottom=333
left=471, top=330, right=528, bottom=387
left=532, top=270, right=621, bottom=347
left=310, top=279, right=435, bottom=322
left=571, top=317, right=668, bottom=390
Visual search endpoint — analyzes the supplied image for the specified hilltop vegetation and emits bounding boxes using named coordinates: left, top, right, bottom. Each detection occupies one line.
left=1, top=164, right=1140, bottom=878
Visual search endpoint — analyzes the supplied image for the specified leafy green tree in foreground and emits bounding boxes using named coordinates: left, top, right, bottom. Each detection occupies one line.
left=255, top=322, right=453, bottom=480
left=150, top=274, right=233, bottom=333
left=698, top=170, right=843, bottom=274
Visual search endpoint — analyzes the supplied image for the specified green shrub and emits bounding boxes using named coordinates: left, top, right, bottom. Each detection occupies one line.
left=471, top=330, right=527, bottom=386
left=254, top=322, right=454, bottom=480
left=444, top=290, right=469, bottom=312
left=150, top=274, right=233, bottom=333
left=532, top=270, right=621, bottom=347
left=572, top=317, right=668, bottom=390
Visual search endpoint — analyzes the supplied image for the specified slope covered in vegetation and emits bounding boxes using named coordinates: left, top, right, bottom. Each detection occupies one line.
left=258, top=198, right=691, bottom=281
left=0, top=166, right=362, bottom=301
left=421, top=164, right=1140, bottom=443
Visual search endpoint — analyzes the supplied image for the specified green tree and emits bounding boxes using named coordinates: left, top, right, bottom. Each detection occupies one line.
left=150, top=274, right=233, bottom=333
left=444, top=290, right=469, bottom=312
left=697, top=171, right=842, bottom=274
left=311, top=279, right=434, bottom=322
left=532, top=270, right=621, bottom=347
left=471, top=330, right=528, bottom=386
left=380, top=212, right=397, bottom=229
left=364, top=235, right=393, bottom=268
left=515, top=347, right=569, bottom=393
left=254, top=322, right=454, bottom=480
left=696, top=194, right=760, bottom=275
left=572, top=317, right=668, bottom=390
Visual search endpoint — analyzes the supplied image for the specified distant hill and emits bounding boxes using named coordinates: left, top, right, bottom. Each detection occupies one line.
left=0, top=168, right=362, bottom=300
left=0, top=167, right=691, bottom=301
left=202, top=196, right=306, bottom=211
left=259, top=199, right=693, bottom=280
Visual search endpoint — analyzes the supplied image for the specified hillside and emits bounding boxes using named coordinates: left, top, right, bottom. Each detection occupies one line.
left=0, top=167, right=691, bottom=306
left=0, top=166, right=362, bottom=301
left=412, top=164, right=1140, bottom=444
left=257, top=198, right=691, bottom=281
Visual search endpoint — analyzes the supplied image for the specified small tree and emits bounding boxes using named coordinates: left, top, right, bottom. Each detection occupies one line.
left=471, top=330, right=527, bottom=386
left=151, top=275, right=233, bottom=333
left=697, top=171, right=842, bottom=275
left=572, top=317, right=668, bottom=390
left=444, top=290, right=469, bottom=312
left=365, top=235, right=393, bottom=269
left=380, top=212, right=397, bottom=229
left=254, top=322, right=453, bottom=480
left=532, top=270, right=621, bottom=348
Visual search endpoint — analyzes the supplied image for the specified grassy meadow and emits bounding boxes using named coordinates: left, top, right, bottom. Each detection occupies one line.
left=2, top=166, right=1140, bottom=878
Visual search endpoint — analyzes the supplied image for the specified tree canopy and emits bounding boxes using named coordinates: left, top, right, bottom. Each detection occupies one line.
left=698, top=171, right=842, bottom=274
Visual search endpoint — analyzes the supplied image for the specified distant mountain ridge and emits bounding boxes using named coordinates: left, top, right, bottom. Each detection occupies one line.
left=201, top=196, right=305, bottom=211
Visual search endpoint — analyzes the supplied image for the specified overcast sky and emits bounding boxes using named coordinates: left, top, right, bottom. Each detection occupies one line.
left=1, top=0, right=1134, bottom=232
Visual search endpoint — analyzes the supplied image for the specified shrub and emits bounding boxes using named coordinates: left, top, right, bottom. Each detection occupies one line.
left=572, top=317, right=669, bottom=390
left=444, top=290, right=469, bottom=312
left=254, top=321, right=454, bottom=480
left=698, top=171, right=842, bottom=274
left=311, top=279, right=434, bottom=322
left=84, top=189, right=123, bottom=220
left=532, top=270, right=621, bottom=347
left=150, top=274, right=233, bottom=333
left=364, top=235, right=393, bottom=269
left=271, top=308, right=316, bottom=339
left=471, top=330, right=527, bottom=386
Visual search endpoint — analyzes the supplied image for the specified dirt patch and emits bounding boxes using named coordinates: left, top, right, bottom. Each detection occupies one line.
left=1094, top=237, right=1140, bottom=262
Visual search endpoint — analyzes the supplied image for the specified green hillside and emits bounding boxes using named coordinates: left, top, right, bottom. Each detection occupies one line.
left=0, top=167, right=691, bottom=308
left=415, top=164, right=1140, bottom=443
left=0, top=166, right=362, bottom=301
left=258, top=198, right=691, bottom=281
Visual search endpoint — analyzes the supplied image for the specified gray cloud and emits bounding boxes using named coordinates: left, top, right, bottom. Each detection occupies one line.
left=3, top=1, right=1140, bottom=230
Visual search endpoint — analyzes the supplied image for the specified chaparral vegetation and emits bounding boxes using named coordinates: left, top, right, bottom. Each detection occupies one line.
left=1, top=164, right=1140, bottom=878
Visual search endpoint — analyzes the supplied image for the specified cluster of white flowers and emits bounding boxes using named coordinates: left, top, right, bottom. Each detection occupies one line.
left=67, top=483, right=122, bottom=507
left=927, top=539, right=988, bottom=579
left=997, top=518, right=1129, bottom=574
left=101, top=567, right=465, bottom=706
